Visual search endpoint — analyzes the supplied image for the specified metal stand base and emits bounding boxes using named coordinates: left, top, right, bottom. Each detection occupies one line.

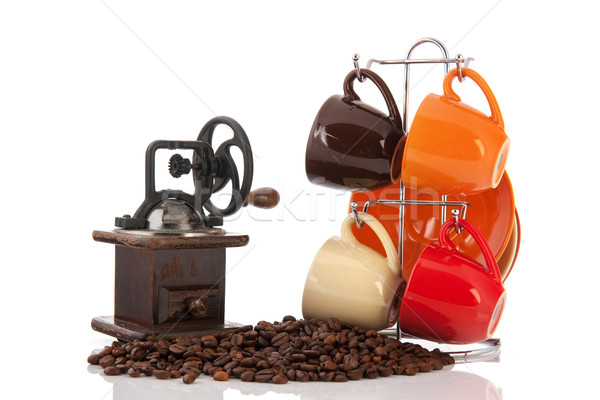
left=378, top=326, right=501, bottom=364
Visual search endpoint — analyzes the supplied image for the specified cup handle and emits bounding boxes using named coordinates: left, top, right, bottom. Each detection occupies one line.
left=438, top=218, right=502, bottom=283
left=442, top=68, right=505, bottom=131
left=341, top=212, right=401, bottom=276
left=343, top=69, right=404, bottom=130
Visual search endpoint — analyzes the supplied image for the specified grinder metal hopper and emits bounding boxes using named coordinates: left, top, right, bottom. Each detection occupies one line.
left=91, top=116, right=279, bottom=342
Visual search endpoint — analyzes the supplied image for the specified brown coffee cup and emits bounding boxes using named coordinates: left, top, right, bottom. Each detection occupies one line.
left=305, top=69, right=406, bottom=190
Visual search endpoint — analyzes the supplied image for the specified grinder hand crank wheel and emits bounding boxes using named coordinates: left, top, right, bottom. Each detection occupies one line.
left=197, top=116, right=254, bottom=217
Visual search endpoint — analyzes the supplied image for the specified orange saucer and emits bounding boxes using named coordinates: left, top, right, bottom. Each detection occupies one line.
left=497, top=209, right=520, bottom=282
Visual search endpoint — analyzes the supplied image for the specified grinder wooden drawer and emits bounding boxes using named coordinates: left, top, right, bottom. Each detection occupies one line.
left=158, top=285, right=220, bottom=324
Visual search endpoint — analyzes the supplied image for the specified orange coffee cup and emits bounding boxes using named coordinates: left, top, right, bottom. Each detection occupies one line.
left=401, top=68, right=510, bottom=195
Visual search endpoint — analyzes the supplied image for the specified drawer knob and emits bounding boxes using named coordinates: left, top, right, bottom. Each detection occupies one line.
left=187, top=298, right=208, bottom=318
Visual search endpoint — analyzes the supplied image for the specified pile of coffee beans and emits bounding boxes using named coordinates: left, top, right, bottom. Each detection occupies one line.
left=88, top=316, right=454, bottom=384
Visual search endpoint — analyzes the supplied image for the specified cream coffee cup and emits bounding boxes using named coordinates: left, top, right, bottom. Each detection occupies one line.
left=302, top=212, right=405, bottom=330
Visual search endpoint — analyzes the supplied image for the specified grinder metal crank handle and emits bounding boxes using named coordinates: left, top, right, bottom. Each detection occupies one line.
left=244, top=187, right=280, bottom=209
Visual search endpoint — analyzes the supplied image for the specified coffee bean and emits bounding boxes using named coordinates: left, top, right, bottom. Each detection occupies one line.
left=300, top=363, right=318, bottom=372
left=286, top=368, right=296, bottom=381
left=231, top=334, right=243, bottom=347
left=417, top=362, right=433, bottom=373
left=323, top=334, right=337, bottom=346
left=284, top=321, right=300, bottom=332
left=240, top=358, right=256, bottom=368
left=377, top=366, right=393, bottom=377
left=322, top=361, right=338, bottom=372
left=255, top=369, right=274, bottom=383
left=347, top=358, right=360, bottom=370
left=213, top=355, right=231, bottom=367
left=295, top=370, right=309, bottom=382
left=365, top=338, right=377, bottom=350
left=347, top=368, right=363, bottom=380
left=115, top=356, right=127, bottom=365
left=319, top=371, right=335, bottom=381
left=153, top=370, right=171, bottom=379
left=115, top=364, right=129, bottom=373
left=87, top=354, right=101, bottom=365
left=392, top=365, right=405, bottom=375
left=99, top=355, right=115, bottom=368
left=291, top=353, right=306, bottom=362
left=244, top=330, right=259, bottom=339
left=130, top=347, right=145, bottom=361
left=272, top=374, right=288, bottom=384
left=168, top=343, right=186, bottom=357
left=327, top=318, right=342, bottom=331
left=201, top=335, right=218, bottom=343
left=202, top=362, right=213, bottom=375
left=319, top=354, right=332, bottom=363
left=128, top=368, right=141, bottom=377
left=403, top=343, right=416, bottom=352
left=240, top=370, right=255, bottom=382
left=365, top=366, right=379, bottom=379
left=272, top=360, right=286, bottom=372
left=404, top=367, right=417, bottom=376
left=112, top=347, right=126, bottom=357
left=133, top=361, right=153, bottom=376
left=213, top=371, right=229, bottom=381
left=260, top=329, right=277, bottom=341
left=441, top=354, right=455, bottom=365
left=283, top=315, right=296, bottom=322
left=429, top=358, right=444, bottom=370
left=223, top=361, right=238, bottom=371
left=182, top=373, right=197, bottom=384
left=304, top=324, right=315, bottom=336
left=236, top=325, right=254, bottom=333
left=302, top=349, right=320, bottom=359
left=374, top=346, right=388, bottom=357
left=202, top=340, right=218, bottom=349
left=183, top=360, right=202, bottom=370
left=334, top=373, right=348, bottom=382
left=231, top=366, right=246, bottom=378
left=279, top=343, right=294, bottom=356
left=271, top=332, right=290, bottom=347
left=103, top=366, right=122, bottom=376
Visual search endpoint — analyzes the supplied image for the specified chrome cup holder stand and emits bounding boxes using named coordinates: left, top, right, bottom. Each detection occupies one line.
left=350, top=38, right=500, bottom=363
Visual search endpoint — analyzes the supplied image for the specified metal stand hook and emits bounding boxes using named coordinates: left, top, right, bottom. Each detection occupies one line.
left=350, top=201, right=364, bottom=228
left=455, top=54, right=475, bottom=83
left=451, top=209, right=463, bottom=233
left=352, top=54, right=364, bottom=82
left=456, top=54, right=465, bottom=82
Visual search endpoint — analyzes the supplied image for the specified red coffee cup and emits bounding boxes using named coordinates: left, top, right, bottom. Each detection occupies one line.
left=399, top=218, right=506, bottom=344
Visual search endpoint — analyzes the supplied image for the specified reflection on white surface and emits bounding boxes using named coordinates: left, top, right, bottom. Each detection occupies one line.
left=88, top=364, right=501, bottom=400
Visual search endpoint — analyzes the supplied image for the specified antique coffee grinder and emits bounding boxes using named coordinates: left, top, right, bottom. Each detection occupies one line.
left=91, top=116, right=279, bottom=342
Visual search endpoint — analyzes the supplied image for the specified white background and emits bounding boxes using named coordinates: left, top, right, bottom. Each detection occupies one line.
left=1, top=1, right=599, bottom=399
